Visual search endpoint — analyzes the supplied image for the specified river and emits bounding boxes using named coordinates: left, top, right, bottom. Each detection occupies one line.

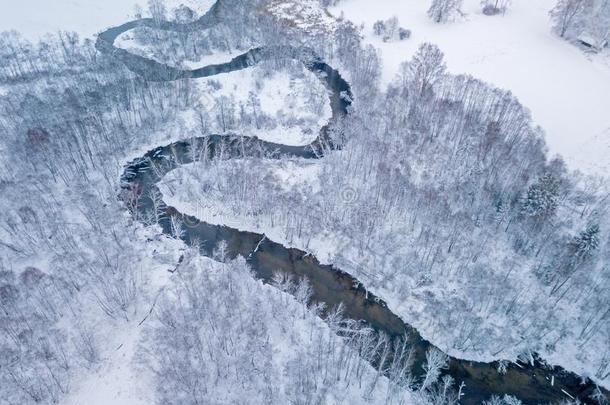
left=98, top=2, right=609, bottom=403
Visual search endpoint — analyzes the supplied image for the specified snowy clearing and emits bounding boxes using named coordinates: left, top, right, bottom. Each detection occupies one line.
left=0, top=0, right=214, bottom=41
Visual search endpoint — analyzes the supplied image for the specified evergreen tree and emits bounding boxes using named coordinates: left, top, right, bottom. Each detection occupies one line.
left=570, top=223, right=600, bottom=260
left=520, top=174, right=561, bottom=219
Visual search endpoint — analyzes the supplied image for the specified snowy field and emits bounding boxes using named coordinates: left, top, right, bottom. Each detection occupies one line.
left=0, top=0, right=214, bottom=41
left=330, top=0, right=610, bottom=178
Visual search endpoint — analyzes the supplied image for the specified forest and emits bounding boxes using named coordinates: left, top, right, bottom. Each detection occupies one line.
left=0, top=0, right=609, bottom=404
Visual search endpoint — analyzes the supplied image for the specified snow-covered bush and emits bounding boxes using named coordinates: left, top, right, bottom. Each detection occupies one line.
left=398, top=27, right=412, bottom=40
left=0, top=25, right=193, bottom=403
left=481, top=0, right=511, bottom=15
left=372, top=17, right=411, bottom=42
left=482, top=395, right=523, bottom=405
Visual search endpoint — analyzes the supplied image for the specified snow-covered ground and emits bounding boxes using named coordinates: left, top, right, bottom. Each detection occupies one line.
left=182, top=50, right=239, bottom=68
left=61, top=231, right=178, bottom=405
left=0, top=52, right=333, bottom=404
left=1, top=0, right=139, bottom=41
left=190, top=64, right=332, bottom=145
left=159, top=158, right=325, bottom=241
left=330, top=0, right=610, bottom=177
left=114, top=29, right=331, bottom=145
left=61, top=230, right=413, bottom=405
left=0, top=0, right=214, bottom=41
left=114, top=32, right=244, bottom=68
left=265, top=0, right=339, bottom=36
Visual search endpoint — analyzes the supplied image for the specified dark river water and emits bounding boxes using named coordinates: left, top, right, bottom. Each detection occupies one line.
left=98, top=2, right=609, bottom=403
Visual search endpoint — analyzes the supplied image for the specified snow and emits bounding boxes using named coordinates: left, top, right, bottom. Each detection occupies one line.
left=182, top=50, right=240, bottom=68
left=3, top=0, right=608, bottom=401
left=330, top=0, right=610, bottom=177
left=62, top=323, right=152, bottom=405
left=142, top=255, right=413, bottom=404
left=265, top=0, right=338, bottom=36
left=169, top=0, right=216, bottom=16
left=0, top=0, right=214, bottom=42
left=49, top=62, right=328, bottom=401
left=52, top=223, right=183, bottom=405
left=160, top=145, right=610, bottom=389
left=0, top=90, right=203, bottom=405
left=272, top=160, right=322, bottom=192
left=0, top=0, right=140, bottom=41
left=61, top=230, right=411, bottom=405
left=114, top=30, right=258, bottom=70
left=189, top=64, right=332, bottom=146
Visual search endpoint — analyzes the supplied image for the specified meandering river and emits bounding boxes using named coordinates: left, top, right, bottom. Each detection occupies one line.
left=98, top=2, right=608, bottom=403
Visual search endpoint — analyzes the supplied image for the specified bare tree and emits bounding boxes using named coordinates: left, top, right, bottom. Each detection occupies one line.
left=420, top=347, right=449, bottom=392
left=399, top=43, right=447, bottom=96
left=148, top=0, right=167, bottom=23
left=428, top=0, right=464, bottom=23
left=549, top=0, right=588, bottom=37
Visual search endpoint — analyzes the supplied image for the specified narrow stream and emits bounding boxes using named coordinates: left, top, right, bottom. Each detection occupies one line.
left=99, top=2, right=609, bottom=403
